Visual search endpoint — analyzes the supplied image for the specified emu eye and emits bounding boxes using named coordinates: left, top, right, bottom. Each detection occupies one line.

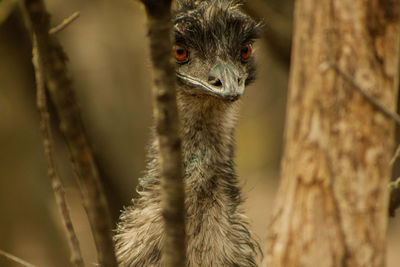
left=174, top=45, right=189, bottom=63
left=240, top=44, right=252, bottom=61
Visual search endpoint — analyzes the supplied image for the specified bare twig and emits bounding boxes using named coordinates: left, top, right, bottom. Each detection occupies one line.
left=389, top=145, right=400, bottom=216
left=32, top=36, right=85, bottom=267
left=0, top=249, right=36, bottom=267
left=141, top=0, right=186, bottom=266
left=24, top=1, right=117, bottom=266
left=321, top=61, right=400, bottom=125
left=390, top=144, right=400, bottom=165
left=389, top=177, right=400, bottom=216
left=49, top=11, right=80, bottom=35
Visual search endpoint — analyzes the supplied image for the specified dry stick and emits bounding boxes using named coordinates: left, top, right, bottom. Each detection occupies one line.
left=0, top=249, right=36, bottom=267
left=389, top=124, right=400, bottom=217
left=321, top=61, right=400, bottom=217
left=49, top=11, right=80, bottom=35
left=32, top=36, right=85, bottom=267
left=24, top=1, right=118, bottom=266
left=142, top=0, right=186, bottom=266
left=389, top=177, right=400, bottom=216
left=390, top=144, right=400, bottom=165
left=390, top=145, right=400, bottom=217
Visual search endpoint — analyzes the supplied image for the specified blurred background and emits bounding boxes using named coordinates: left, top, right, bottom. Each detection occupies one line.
left=0, top=0, right=400, bottom=266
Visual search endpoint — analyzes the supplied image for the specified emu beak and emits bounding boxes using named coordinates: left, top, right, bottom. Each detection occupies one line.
left=207, top=59, right=246, bottom=100
left=177, top=59, right=246, bottom=101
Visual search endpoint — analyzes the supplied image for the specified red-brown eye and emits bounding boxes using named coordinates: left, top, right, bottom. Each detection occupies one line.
left=240, top=44, right=252, bottom=61
left=174, top=45, right=189, bottom=63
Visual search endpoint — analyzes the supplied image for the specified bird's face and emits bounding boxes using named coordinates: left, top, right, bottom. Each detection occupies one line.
left=173, top=0, right=261, bottom=101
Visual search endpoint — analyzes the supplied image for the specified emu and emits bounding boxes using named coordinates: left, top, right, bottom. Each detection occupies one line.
left=115, top=0, right=261, bottom=266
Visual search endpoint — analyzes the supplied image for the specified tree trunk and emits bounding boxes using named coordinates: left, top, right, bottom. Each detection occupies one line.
left=265, top=1, right=400, bottom=267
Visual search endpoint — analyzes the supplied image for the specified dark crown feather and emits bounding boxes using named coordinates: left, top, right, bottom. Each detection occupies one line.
left=173, top=0, right=262, bottom=60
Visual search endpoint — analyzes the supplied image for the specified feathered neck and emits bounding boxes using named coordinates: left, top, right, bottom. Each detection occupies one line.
left=177, top=93, right=239, bottom=171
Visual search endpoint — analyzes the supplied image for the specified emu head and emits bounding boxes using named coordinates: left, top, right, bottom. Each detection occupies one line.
left=173, top=0, right=261, bottom=101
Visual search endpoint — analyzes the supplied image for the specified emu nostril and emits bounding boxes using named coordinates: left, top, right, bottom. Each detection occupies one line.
left=212, top=79, right=222, bottom=87
left=209, top=76, right=223, bottom=87
left=237, top=77, right=242, bottom=83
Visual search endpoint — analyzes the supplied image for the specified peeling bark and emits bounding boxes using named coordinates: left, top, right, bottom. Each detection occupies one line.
left=265, top=1, right=400, bottom=266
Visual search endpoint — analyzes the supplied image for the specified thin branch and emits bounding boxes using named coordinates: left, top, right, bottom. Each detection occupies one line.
left=389, top=146, right=400, bottom=216
left=320, top=61, right=400, bottom=125
left=24, top=1, right=118, bottom=266
left=0, top=249, right=36, bottom=267
left=390, top=144, right=400, bottom=165
left=49, top=11, right=80, bottom=35
left=32, top=36, right=85, bottom=267
left=141, top=0, right=186, bottom=266
left=389, top=177, right=400, bottom=216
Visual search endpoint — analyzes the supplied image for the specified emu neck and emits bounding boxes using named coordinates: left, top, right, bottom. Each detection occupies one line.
left=175, top=93, right=240, bottom=211
left=178, top=94, right=238, bottom=174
